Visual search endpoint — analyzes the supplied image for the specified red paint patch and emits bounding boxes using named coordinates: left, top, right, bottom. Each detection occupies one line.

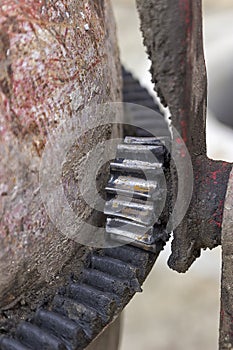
left=180, top=119, right=188, bottom=143
left=179, top=0, right=192, bottom=36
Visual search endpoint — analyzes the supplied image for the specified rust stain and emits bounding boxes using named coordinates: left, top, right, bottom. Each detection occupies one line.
left=0, top=0, right=107, bottom=144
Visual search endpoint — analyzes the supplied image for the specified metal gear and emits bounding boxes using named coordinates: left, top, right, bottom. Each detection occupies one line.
left=0, top=68, right=170, bottom=350
left=104, top=136, right=169, bottom=251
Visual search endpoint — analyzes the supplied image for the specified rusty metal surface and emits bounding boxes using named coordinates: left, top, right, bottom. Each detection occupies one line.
left=136, top=0, right=207, bottom=154
left=136, top=0, right=232, bottom=272
left=168, top=157, right=232, bottom=272
left=0, top=0, right=121, bottom=314
left=220, top=168, right=233, bottom=349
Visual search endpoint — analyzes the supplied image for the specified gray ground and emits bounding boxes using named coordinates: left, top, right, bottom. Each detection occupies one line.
left=111, top=1, right=233, bottom=349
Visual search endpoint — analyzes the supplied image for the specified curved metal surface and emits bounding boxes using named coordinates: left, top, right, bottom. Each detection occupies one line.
left=0, top=69, right=170, bottom=350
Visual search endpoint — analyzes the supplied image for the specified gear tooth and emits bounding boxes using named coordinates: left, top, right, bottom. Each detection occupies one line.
left=52, top=296, right=102, bottom=339
left=0, top=337, right=31, bottom=350
left=104, top=197, right=158, bottom=226
left=34, top=309, right=86, bottom=349
left=128, top=109, right=161, bottom=121
left=105, top=174, right=164, bottom=201
left=124, top=136, right=171, bottom=150
left=91, top=254, right=141, bottom=291
left=106, top=217, right=154, bottom=242
left=116, top=143, right=165, bottom=163
left=103, top=244, right=151, bottom=266
left=16, top=322, right=67, bottom=350
left=80, top=269, right=130, bottom=299
left=67, top=284, right=116, bottom=322
left=134, top=127, right=170, bottom=137
left=91, top=255, right=139, bottom=279
left=110, top=159, right=163, bottom=177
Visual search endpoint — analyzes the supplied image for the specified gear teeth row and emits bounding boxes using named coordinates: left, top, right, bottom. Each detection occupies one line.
left=0, top=67, right=170, bottom=350
left=122, top=69, right=160, bottom=112
left=104, top=136, right=168, bottom=252
left=105, top=196, right=159, bottom=225
left=122, top=67, right=170, bottom=137
left=105, top=174, right=162, bottom=200
left=0, top=246, right=157, bottom=350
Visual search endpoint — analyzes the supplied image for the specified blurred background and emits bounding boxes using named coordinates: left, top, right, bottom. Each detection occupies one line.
left=110, top=1, right=233, bottom=349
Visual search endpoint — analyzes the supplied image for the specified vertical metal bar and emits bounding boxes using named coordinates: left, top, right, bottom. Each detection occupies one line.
left=219, top=169, right=233, bottom=349
left=136, top=0, right=232, bottom=273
